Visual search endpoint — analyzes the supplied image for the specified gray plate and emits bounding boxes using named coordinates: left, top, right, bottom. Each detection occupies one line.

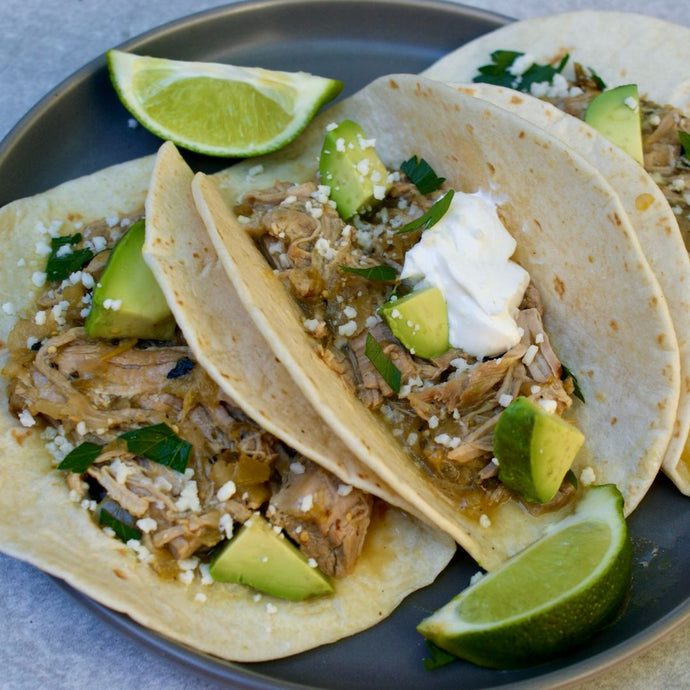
left=3, top=0, right=690, bottom=688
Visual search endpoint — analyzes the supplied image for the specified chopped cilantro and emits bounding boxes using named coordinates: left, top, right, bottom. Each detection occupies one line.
left=561, top=364, right=585, bottom=403
left=119, top=423, right=191, bottom=473
left=45, top=233, right=94, bottom=282
left=566, top=469, right=579, bottom=490
left=679, top=130, right=690, bottom=158
left=587, top=66, right=607, bottom=91
left=474, top=50, right=570, bottom=93
left=99, top=501, right=141, bottom=542
left=365, top=332, right=401, bottom=394
left=339, top=264, right=397, bottom=282
left=400, top=156, right=446, bottom=194
left=422, top=640, right=457, bottom=670
left=57, top=441, right=103, bottom=473
left=397, top=190, right=454, bottom=235
left=166, top=356, right=196, bottom=379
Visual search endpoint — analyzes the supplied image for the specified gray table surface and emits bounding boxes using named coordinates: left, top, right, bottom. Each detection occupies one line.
left=1, top=0, right=689, bottom=688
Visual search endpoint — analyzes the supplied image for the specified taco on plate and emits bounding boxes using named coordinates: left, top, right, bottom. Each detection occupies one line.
left=193, top=74, right=680, bottom=571
left=0, top=143, right=455, bottom=662
left=420, top=9, right=690, bottom=494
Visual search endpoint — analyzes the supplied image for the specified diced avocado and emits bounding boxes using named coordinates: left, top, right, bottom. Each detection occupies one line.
left=319, top=120, right=390, bottom=219
left=379, top=287, right=450, bottom=359
left=584, top=84, right=644, bottom=164
left=208, top=513, right=334, bottom=601
left=84, top=219, right=175, bottom=340
left=494, top=397, right=585, bottom=504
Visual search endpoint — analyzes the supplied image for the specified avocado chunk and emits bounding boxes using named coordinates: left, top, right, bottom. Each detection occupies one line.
left=584, top=84, right=644, bottom=164
left=209, top=513, right=334, bottom=601
left=379, top=287, right=450, bottom=359
left=319, top=120, right=390, bottom=219
left=494, top=397, right=585, bottom=504
left=85, top=219, right=175, bottom=340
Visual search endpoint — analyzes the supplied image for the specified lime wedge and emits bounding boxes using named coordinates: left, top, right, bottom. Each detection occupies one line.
left=417, top=485, right=631, bottom=669
left=107, top=50, right=343, bottom=157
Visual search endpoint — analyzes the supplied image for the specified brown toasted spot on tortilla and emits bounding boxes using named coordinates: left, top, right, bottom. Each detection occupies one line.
left=10, top=428, right=32, bottom=445
left=610, top=417, right=618, bottom=426
left=657, top=333, right=666, bottom=346
left=586, top=370, right=594, bottom=378
left=553, top=275, right=565, bottom=298
left=509, top=95, right=524, bottom=106
left=487, top=162, right=495, bottom=175
left=650, top=295, right=658, bottom=307
left=609, top=320, right=619, bottom=332
left=388, top=79, right=399, bottom=89
left=587, top=255, right=594, bottom=263
left=113, top=568, right=128, bottom=580
left=518, top=131, right=525, bottom=139
left=658, top=398, right=669, bottom=411
left=635, top=193, right=655, bottom=212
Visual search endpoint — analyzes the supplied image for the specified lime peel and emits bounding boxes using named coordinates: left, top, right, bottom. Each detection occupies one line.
left=417, top=485, right=631, bottom=669
left=107, top=50, right=343, bottom=157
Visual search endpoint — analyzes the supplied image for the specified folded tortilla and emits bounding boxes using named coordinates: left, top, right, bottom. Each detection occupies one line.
left=420, top=10, right=690, bottom=493
left=197, top=74, right=680, bottom=570
left=0, top=150, right=454, bottom=662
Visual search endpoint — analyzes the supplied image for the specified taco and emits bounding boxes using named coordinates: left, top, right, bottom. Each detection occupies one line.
left=420, top=10, right=690, bottom=493
left=0, top=144, right=455, bottom=662
left=194, top=73, right=680, bottom=571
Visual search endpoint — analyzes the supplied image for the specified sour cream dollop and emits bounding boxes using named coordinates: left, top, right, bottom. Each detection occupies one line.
left=400, top=190, right=529, bottom=359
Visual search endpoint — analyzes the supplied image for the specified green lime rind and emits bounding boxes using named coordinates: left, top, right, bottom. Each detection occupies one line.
left=417, top=485, right=631, bottom=669
left=106, top=50, right=343, bottom=158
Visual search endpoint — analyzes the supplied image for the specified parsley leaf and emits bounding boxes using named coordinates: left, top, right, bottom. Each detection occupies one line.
left=397, top=190, right=454, bottom=235
left=166, top=356, right=196, bottom=379
left=365, top=332, right=401, bottom=394
left=339, top=265, right=397, bottom=282
left=99, top=501, right=142, bottom=542
left=400, top=156, right=446, bottom=194
left=45, top=233, right=94, bottom=282
left=422, top=640, right=457, bottom=671
left=474, top=50, right=570, bottom=93
left=679, top=130, right=690, bottom=158
left=57, top=441, right=103, bottom=473
left=561, top=364, right=585, bottom=403
left=119, top=423, right=191, bottom=473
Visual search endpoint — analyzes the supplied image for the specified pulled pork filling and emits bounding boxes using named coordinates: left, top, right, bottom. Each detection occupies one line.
left=548, top=64, right=690, bottom=250
left=235, top=175, right=577, bottom=519
left=3, top=215, right=373, bottom=581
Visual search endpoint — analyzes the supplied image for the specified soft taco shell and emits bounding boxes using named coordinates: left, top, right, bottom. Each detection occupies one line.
left=0, top=153, right=455, bottom=662
left=420, top=12, right=690, bottom=492
left=443, top=83, right=690, bottom=494
left=197, top=74, right=680, bottom=571
left=421, top=10, right=690, bottom=116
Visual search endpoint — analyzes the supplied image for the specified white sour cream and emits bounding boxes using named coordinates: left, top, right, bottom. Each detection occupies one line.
left=400, top=190, right=529, bottom=359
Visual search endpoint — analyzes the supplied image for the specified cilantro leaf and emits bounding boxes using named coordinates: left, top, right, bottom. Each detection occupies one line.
left=45, top=233, right=94, bottom=282
left=679, top=130, right=690, bottom=158
left=57, top=441, right=103, bottom=473
left=474, top=50, right=570, bottom=93
left=422, top=640, right=457, bottom=671
left=166, top=356, right=196, bottom=380
left=339, top=264, right=397, bottom=282
left=365, top=332, right=401, bottom=394
left=400, top=156, right=446, bottom=194
left=99, top=501, right=141, bottom=542
left=119, top=423, right=191, bottom=473
left=587, top=66, right=607, bottom=91
left=397, top=190, right=454, bottom=235
left=561, top=364, right=585, bottom=403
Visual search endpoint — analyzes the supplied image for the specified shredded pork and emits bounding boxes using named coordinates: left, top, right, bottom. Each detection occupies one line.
left=3, top=217, right=374, bottom=582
